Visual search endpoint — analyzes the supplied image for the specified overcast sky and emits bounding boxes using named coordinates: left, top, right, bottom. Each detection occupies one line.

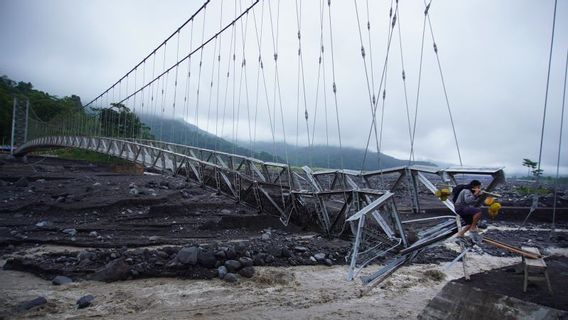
left=1, top=0, right=567, bottom=176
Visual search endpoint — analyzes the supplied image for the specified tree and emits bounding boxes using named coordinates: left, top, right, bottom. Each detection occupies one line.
left=522, top=158, right=537, bottom=177
left=522, top=158, right=543, bottom=179
left=0, top=75, right=85, bottom=141
left=94, top=103, right=153, bottom=139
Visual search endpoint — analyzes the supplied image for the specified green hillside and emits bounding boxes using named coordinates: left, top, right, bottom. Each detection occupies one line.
left=138, top=113, right=280, bottom=163
left=0, top=75, right=83, bottom=144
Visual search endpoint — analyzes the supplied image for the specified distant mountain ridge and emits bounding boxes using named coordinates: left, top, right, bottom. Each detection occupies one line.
left=250, top=141, right=436, bottom=170
left=139, top=114, right=436, bottom=170
left=138, top=114, right=281, bottom=162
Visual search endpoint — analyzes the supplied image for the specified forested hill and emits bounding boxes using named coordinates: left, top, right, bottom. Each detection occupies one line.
left=136, top=114, right=437, bottom=170
left=0, top=75, right=83, bottom=142
left=138, top=113, right=281, bottom=163
left=139, top=114, right=436, bottom=170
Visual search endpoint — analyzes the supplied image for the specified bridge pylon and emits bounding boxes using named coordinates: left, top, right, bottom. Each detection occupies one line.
left=10, top=97, right=30, bottom=155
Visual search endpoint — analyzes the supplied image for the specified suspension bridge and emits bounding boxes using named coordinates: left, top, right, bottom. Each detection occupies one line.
left=8, top=0, right=518, bottom=284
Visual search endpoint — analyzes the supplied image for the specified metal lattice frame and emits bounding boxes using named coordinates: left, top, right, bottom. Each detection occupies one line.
left=15, top=136, right=505, bottom=240
left=345, top=192, right=407, bottom=280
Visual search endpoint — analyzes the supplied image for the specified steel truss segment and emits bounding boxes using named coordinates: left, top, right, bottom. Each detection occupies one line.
left=249, top=162, right=266, bottom=182
left=345, top=191, right=406, bottom=281
left=415, top=171, right=456, bottom=214
left=235, top=159, right=246, bottom=172
left=175, top=158, right=186, bottom=174
left=329, top=192, right=354, bottom=231
left=133, top=144, right=143, bottom=162
left=344, top=175, right=359, bottom=190
left=279, top=201, right=295, bottom=226
left=316, top=195, right=332, bottom=234
left=302, top=166, right=323, bottom=192
left=257, top=186, right=286, bottom=216
left=312, top=168, right=361, bottom=176
left=361, top=166, right=408, bottom=176
left=371, top=210, right=395, bottom=240
left=252, top=182, right=263, bottom=212
left=215, top=154, right=229, bottom=168
left=347, top=213, right=366, bottom=281
left=219, top=171, right=237, bottom=198
left=346, top=192, right=395, bottom=222
left=360, top=251, right=415, bottom=287
left=187, top=161, right=201, bottom=182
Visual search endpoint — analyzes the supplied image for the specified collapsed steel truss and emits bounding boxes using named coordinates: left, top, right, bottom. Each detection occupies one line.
left=16, top=135, right=506, bottom=287
left=15, top=136, right=505, bottom=240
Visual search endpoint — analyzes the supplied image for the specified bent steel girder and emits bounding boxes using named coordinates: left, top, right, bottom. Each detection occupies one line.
left=15, top=136, right=505, bottom=240
left=345, top=192, right=407, bottom=281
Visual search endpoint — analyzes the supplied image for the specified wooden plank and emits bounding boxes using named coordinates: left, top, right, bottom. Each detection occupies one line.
left=483, top=237, right=541, bottom=259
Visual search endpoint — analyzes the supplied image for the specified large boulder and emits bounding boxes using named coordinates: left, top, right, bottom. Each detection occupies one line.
left=224, top=273, right=238, bottom=283
left=197, top=251, right=217, bottom=268
left=314, top=253, right=326, bottom=262
left=225, top=247, right=237, bottom=259
left=52, top=275, right=73, bottom=285
left=224, top=260, right=242, bottom=273
left=238, top=257, right=254, bottom=268
left=17, top=296, right=47, bottom=311
left=217, top=266, right=228, bottom=279
left=238, top=266, right=255, bottom=278
left=90, top=258, right=130, bottom=282
left=76, top=295, right=95, bottom=309
left=176, top=246, right=199, bottom=265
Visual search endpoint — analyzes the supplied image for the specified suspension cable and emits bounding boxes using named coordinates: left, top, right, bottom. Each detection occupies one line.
left=214, top=0, right=224, bottom=150
left=221, top=13, right=236, bottom=141
left=84, top=1, right=210, bottom=109
left=171, top=31, right=181, bottom=142
left=235, top=0, right=252, bottom=154
left=138, top=60, right=146, bottom=139
left=159, top=43, right=168, bottom=141
left=409, top=2, right=429, bottom=163
left=184, top=19, right=195, bottom=146
left=268, top=0, right=289, bottom=164
left=551, top=49, right=567, bottom=232
left=309, top=0, right=326, bottom=150
left=394, top=5, right=414, bottom=165
left=327, top=0, right=344, bottom=170
left=194, top=5, right=208, bottom=147
left=353, top=0, right=379, bottom=171
left=206, top=30, right=219, bottom=135
left=377, top=0, right=396, bottom=180
left=536, top=0, right=558, bottom=185
left=115, top=1, right=259, bottom=107
left=320, top=0, right=330, bottom=168
left=295, top=0, right=311, bottom=165
left=251, top=0, right=267, bottom=155
left=522, top=0, right=559, bottom=227
left=360, top=1, right=397, bottom=171
left=255, top=0, right=277, bottom=156
left=238, top=0, right=253, bottom=156
left=424, top=0, right=462, bottom=166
